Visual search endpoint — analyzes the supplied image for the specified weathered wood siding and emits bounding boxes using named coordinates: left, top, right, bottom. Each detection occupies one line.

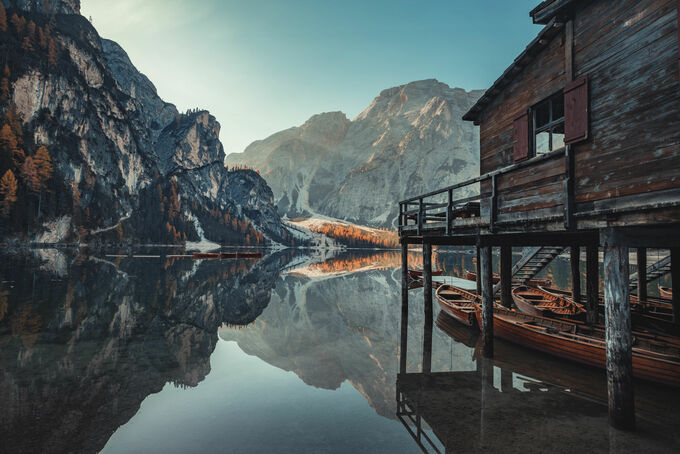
left=572, top=0, right=680, bottom=206
left=477, top=0, right=680, bottom=226
left=479, top=26, right=567, bottom=221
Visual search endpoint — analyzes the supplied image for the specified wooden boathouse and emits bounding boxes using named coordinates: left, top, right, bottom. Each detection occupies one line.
left=398, top=0, right=680, bottom=430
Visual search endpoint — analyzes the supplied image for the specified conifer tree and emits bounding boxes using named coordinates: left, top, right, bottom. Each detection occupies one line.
left=0, top=2, right=7, bottom=33
left=34, top=145, right=53, bottom=183
left=0, top=66, right=10, bottom=101
left=0, top=169, right=18, bottom=216
left=21, top=156, right=40, bottom=194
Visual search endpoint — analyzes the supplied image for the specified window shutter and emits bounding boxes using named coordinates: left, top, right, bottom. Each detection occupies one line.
left=564, top=76, right=589, bottom=144
left=513, top=110, right=530, bottom=162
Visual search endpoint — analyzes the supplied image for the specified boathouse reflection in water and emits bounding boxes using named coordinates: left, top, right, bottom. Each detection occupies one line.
left=396, top=307, right=680, bottom=453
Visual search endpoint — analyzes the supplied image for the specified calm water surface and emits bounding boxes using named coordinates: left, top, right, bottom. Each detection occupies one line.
left=0, top=247, right=677, bottom=453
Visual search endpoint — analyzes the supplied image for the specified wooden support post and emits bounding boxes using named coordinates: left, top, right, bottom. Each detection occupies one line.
left=571, top=246, right=581, bottom=303
left=586, top=245, right=599, bottom=325
left=672, top=248, right=680, bottom=326
left=636, top=248, right=647, bottom=302
left=423, top=243, right=433, bottom=372
left=500, top=369, right=513, bottom=393
left=400, top=242, right=409, bottom=374
left=480, top=246, right=494, bottom=358
left=500, top=245, right=512, bottom=309
left=604, top=243, right=635, bottom=431
left=476, top=246, right=482, bottom=295
left=423, top=296, right=433, bottom=375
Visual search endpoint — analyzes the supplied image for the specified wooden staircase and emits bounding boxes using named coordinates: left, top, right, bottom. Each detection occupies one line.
left=629, top=255, right=671, bottom=291
left=493, top=246, right=566, bottom=295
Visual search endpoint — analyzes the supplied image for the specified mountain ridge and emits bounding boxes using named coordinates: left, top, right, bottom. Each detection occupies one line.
left=226, top=79, right=484, bottom=228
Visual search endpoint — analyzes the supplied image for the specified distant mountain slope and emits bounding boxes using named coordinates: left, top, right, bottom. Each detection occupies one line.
left=226, top=80, right=483, bottom=228
left=0, top=0, right=293, bottom=245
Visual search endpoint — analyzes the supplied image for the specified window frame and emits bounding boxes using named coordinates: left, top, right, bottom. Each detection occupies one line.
left=531, top=91, right=566, bottom=158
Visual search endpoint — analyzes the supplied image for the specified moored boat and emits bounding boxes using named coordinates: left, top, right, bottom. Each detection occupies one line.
left=192, top=252, right=219, bottom=259
left=465, top=270, right=552, bottom=287
left=512, top=286, right=586, bottom=320
left=408, top=269, right=443, bottom=279
left=473, top=304, right=680, bottom=387
left=659, top=286, right=672, bottom=300
left=435, top=284, right=480, bottom=328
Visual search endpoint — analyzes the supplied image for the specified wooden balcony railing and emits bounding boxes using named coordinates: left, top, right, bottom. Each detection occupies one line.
left=399, top=148, right=569, bottom=237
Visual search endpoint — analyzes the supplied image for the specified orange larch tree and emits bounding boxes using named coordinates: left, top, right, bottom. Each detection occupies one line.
left=0, top=169, right=18, bottom=216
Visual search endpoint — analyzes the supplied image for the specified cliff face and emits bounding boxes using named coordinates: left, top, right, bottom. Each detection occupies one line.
left=227, top=79, right=483, bottom=228
left=0, top=2, right=291, bottom=245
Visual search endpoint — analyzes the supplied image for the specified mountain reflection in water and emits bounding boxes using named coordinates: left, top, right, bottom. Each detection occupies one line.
left=0, top=248, right=677, bottom=453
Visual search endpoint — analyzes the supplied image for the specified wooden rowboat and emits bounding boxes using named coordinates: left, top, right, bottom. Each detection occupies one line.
left=465, top=270, right=552, bottom=287
left=473, top=304, right=680, bottom=387
left=659, top=286, right=672, bottom=300
left=220, top=251, right=264, bottom=259
left=408, top=269, right=443, bottom=279
left=192, top=252, right=219, bottom=259
left=512, top=286, right=586, bottom=320
left=538, top=286, right=677, bottom=334
left=435, top=284, right=480, bottom=328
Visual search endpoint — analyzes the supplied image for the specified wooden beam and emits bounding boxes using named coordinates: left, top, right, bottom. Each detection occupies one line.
left=476, top=246, right=482, bottom=295
left=599, top=225, right=680, bottom=248
left=400, top=242, right=409, bottom=374
left=500, top=246, right=513, bottom=309
left=586, top=244, right=599, bottom=325
left=565, top=20, right=574, bottom=81
left=478, top=230, right=599, bottom=247
left=423, top=243, right=433, bottom=373
left=480, top=246, right=494, bottom=358
left=672, top=248, right=680, bottom=327
left=571, top=246, right=581, bottom=304
left=603, top=244, right=635, bottom=431
left=636, top=248, right=647, bottom=302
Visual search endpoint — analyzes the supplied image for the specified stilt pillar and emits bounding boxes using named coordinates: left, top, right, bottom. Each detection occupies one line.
left=571, top=246, right=581, bottom=303
left=603, top=238, right=635, bottom=431
left=500, top=246, right=512, bottom=309
left=586, top=244, right=599, bottom=325
left=636, top=248, right=647, bottom=302
left=476, top=246, right=482, bottom=295
left=480, top=246, right=494, bottom=358
left=423, top=243, right=433, bottom=372
left=400, top=242, right=409, bottom=374
left=672, top=248, right=680, bottom=326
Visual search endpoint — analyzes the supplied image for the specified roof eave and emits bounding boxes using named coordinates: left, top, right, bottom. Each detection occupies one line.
left=462, top=18, right=564, bottom=125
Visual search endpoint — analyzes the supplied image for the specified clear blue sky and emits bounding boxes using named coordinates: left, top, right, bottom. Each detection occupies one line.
left=81, top=0, right=541, bottom=154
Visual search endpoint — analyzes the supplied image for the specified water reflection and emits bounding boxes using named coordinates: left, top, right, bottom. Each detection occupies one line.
left=0, top=247, right=675, bottom=453
left=397, top=299, right=680, bottom=453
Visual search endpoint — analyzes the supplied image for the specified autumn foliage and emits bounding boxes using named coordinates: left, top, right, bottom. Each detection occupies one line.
left=306, top=222, right=399, bottom=248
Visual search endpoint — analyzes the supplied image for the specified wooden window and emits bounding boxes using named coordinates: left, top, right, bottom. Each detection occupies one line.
left=532, top=92, right=565, bottom=156
left=564, top=76, right=589, bottom=144
left=513, top=111, right=530, bottom=162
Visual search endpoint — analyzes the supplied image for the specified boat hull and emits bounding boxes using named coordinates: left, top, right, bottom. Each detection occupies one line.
left=474, top=305, right=680, bottom=387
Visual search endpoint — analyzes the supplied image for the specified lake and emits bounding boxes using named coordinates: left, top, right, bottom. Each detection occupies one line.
left=0, top=247, right=677, bottom=453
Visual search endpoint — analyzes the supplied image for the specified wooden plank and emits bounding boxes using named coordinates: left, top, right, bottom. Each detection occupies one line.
left=571, top=246, right=581, bottom=303
left=637, top=248, right=647, bottom=302
left=400, top=243, right=409, bottom=374
left=423, top=243, right=433, bottom=374
left=603, top=243, right=635, bottom=431
left=480, top=246, right=494, bottom=357
left=501, top=245, right=513, bottom=309
left=586, top=244, right=599, bottom=325
left=672, top=247, right=680, bottom=326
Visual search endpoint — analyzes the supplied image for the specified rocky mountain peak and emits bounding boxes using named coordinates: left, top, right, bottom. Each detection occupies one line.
left=299, top=111, right=350, bottom=148
left=228, top=79, right=484, bottom=227
left=2, top=0, right=80, bottom=14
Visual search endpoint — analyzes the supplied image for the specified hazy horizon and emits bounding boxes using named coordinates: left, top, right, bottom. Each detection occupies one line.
left=81, top=0, right=541, bottom=154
